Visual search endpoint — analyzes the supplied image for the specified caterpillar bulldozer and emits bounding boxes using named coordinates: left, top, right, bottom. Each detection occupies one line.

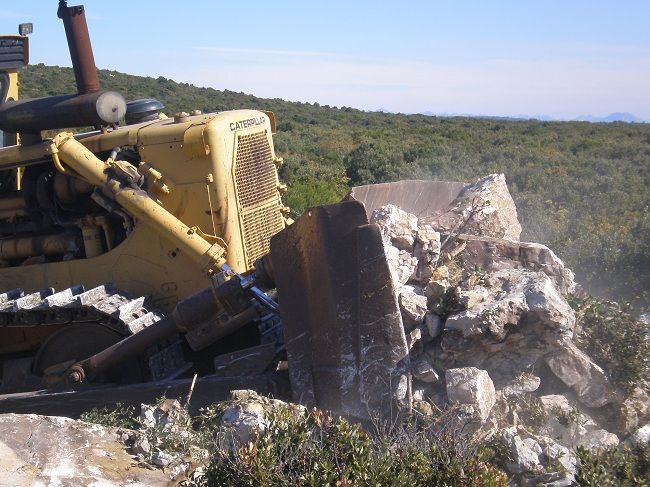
left=0, top=1, right=410, bottom=419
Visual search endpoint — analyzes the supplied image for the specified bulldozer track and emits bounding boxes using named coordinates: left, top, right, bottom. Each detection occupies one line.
left=0, top=284, right=187, bottom=392
left=0, top=284, right=162, bottom=334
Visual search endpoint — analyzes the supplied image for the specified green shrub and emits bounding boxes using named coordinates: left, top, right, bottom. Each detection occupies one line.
left=576, top=442, right=650, bottom=486
left=505, top=392, right=548, bottom=433
left=202, top=407, right=508, bottom=487
left=571, top=295, right=650, bottom=392
left=79, top=402, right=139, bottom=429
left=282, top=177, right=349, bottom=215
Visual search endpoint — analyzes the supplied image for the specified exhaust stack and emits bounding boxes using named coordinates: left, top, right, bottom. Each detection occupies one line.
left=57, top=1, right=100, bottom=95
left=0, top=2, right=126, bottom=136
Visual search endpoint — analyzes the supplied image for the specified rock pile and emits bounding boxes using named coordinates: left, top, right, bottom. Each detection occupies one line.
left=371, top=174, right=650, bottom=485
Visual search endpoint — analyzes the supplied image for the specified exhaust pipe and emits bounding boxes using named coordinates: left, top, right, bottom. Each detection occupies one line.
left=57, top=1, right=100, bottom=95
left=0, top=2, right=126, bottom=136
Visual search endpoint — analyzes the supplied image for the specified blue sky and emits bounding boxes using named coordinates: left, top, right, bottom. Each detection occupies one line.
left=2, top=1, right=649, bottom=119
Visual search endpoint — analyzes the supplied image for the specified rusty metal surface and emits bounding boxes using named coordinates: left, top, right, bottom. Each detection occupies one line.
left=0, top=91, right=127, bottom=133
left=348, top=180, right=466, bottom=220
left=270, top=200, right=408, bottom=419
left=0, top=232, right=79, bottom=259
left=57, top=2, right=100, bottom=95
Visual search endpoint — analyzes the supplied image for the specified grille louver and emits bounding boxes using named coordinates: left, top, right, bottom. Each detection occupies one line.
left=234, top=131, right=284, bottom=268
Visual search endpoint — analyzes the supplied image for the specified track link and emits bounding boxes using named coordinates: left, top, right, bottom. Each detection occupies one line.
left=0, top=284, right=187, bottom=393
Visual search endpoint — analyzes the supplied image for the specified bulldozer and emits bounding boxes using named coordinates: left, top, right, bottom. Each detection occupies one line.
left=0, top=1, right=410, bottom=419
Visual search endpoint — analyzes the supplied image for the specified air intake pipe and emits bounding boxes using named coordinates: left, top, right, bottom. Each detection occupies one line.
left=0, top=2, right=126, bottom=136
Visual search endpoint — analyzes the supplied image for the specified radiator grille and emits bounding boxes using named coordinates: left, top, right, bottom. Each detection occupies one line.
left=233, top=130, right=284, bottom=268
left=235, top=132, right=276, bottom=209
left=241, top=204, right=285, bottom=268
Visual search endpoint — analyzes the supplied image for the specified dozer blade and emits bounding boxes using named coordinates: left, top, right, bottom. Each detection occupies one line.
left=270, top=200, right=409, bottom=420
left=348, top=179, right=466, bottom=220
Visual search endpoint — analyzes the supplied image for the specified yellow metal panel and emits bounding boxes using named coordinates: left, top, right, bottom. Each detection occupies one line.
left=0, top=141, right=50, bottom=169
left=183, top=123, right=210, bottom=158
left=4, top=70, right=18, bottom=102
left=0, top=224, right=211, bottom=314
left=0, top=109, right=284, bottom=310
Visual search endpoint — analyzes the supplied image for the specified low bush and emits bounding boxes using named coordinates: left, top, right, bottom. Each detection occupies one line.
left=79, top=402, right=139, bottom=429
left=571, top=295, right=650, bottom=393
left=202, top=406, right=508, bottom=487
left=575, top=442, right=650, bottom=486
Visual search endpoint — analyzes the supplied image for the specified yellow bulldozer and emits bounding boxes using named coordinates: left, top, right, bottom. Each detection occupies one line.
left=0, top=1, right=414, bottom=419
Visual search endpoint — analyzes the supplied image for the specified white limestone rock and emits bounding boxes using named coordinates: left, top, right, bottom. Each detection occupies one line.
left=445, top=268, right=574, bottom=342
left=454, top=236, right=576, bottom=295
left=426, top=174, right=522, bottom=241
left=626, top=423, right=650, bottom=447
left=411, top=225, right=441, bottom=284
left=398, top=287, right=428, bottom=332
left=445, top=367, right=496, bottom=421
left=545, top=343, right=615, bottom=408
left=384, top=245, right=418, bottom=285
left=371, top=204, right=418, bottom=250
left=217, top=390, right=305, bottom=448
left=500, top=428, right=577, bottom=485
left=0, top=413, right=171, bottom=486
left=538, top=395, right=619, bottom=450
left=412, top=357, right=440, bottom=383
left=424, top=312, right=444, bottom=340
left=501, top=373, right=541, bottom=397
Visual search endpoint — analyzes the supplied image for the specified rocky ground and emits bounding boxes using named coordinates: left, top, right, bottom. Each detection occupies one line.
left=373, top=173, right=650, bottom=485
left=0, top=174, right=648, bottom=486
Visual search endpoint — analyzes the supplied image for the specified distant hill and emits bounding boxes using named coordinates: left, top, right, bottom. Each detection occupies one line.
left=17, top=64, right=650, bottom=308
left=575, top=112, right=643, bottom=123
left=421, top=110, right=645, bottom=123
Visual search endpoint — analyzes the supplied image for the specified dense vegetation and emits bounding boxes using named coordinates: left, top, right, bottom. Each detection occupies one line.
left=576, top=443, right=650, bottom=486
left=19, top=64, right=650, bottom=307
left=571, top=295, right=650, bottom=392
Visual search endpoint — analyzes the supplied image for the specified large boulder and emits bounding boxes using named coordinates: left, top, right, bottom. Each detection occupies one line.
left=0, top=414, right=170, bottom=486
left=454, top=235, right=576, bottom=295
left=445, top=367, right=496, bottom=421
left=439, top=268, right=575, bottom=386
left=362, top=175, right=622, bottom=451
left=544, top=344, right=616, bottom=408
left=423, top=174, right=522, bottom=241
left=445, top=268, right=574, bottom=341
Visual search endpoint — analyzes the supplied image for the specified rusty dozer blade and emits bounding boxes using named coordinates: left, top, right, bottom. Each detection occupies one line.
left=347, top=179, right=466, bottom=220
left=270, top=200, right=409, bottom=420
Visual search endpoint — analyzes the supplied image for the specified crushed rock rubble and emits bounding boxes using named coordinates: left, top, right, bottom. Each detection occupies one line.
left=370, top=173, right=650, bottom=482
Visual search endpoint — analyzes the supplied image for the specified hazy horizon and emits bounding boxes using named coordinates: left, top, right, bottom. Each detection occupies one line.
left=2, top=1, right=649, bottom=120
